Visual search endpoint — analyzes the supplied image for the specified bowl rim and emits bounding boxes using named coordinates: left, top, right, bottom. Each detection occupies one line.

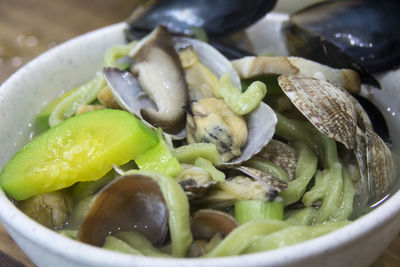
left=0, top=19, right=400, bottom=266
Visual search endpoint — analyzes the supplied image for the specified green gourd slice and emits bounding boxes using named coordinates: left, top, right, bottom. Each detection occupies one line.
left=0, top=109, right=158, bottom=200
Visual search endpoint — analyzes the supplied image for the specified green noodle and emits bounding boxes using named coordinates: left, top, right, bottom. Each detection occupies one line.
left=280, top=142, right=318, bottom=206
left=215, top=74, right=267, bottom=115
left=113, top=231, right=171, bottom=257
left=314, top=163, right=343, bottom=223
left=243, top=221, right=349, bottom=253
left=332, top=165, right=355, bottom=221
left=204, top=220, right=288, bottom=257
left=49, top=41, right=136, bottom=127
left=245, top=157, right=290, bottom=182
left=103, top=236, right=142, bottom=255
left=302, top=170, right=329, bottom=207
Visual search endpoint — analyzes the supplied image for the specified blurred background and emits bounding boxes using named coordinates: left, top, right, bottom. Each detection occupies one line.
left=0, top=0, right=399, bottom=266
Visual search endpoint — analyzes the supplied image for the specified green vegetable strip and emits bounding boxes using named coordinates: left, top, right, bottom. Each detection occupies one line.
left=314, top=163, right=343, bottom=223
left=68, top=195, right=95, bottom=229
left=243, top=221, right=349, bottom=253
left=49, top=75, right=106, bottom=127
left=309, top=127, right=339, bottom=169
left=103, top=41, right=137, bottom=68
left=234, top=200, right=283, bottom=224
left=216, top=74, right=267, bottom=115
left=174, top=143, right=222, bottom=165
left=135, top=129, right=182, bottom=178
left=49, top=41, right=136, bottom=127
left=275, top=112, right=319, bottom=157
left=203, top=220, right=288, bottom=257
left=285, top=207, right=316, bottom=226
left=241, top=75, right=282, bottom=96
left=103, top=236, right=142, bottom=255
left=71, top=169, right=117, bottom=202
left=245, top=157, right=290, bottom=182
left=332, top=165, right=355, bottom=221
left=58, top=230, right=78, bottom=240
left=113, top=231, right=170, bottom=257
left=302, top=170, right=329, bottom=207
left=194, top=157, right=225, bottom=181
left=124, top=170, right=192, bottom=257
left=280, top=142, right=318, bottom=206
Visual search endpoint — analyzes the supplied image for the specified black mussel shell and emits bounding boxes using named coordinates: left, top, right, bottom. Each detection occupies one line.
left=126, top=0, right=277, bottom=39
left=283, top=0, right=400, bottom=87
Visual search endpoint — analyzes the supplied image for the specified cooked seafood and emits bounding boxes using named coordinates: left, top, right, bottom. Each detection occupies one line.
left=282, top=0, right=400, bottom=87
left=0, top=14, right=396, bottom=260
left=125, top=0, right=277, bottom=39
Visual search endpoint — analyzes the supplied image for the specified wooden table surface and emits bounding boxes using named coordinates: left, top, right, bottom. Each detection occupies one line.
left=0, top=0, right=399, bottom=266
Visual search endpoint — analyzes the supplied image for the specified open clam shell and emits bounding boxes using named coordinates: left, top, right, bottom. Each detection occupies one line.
left=353, top=112, right=395, bottom=210
left=256, top=139, right=298, bottom=181
left=174, top=36, right=242, bottom=90
left=78, top=174, right=168, bottom=247
left=221, top=102, right=277, bottom=166
left=190, top=209, right=238, bottom=241
left=278, top=74, right=357, bottom=149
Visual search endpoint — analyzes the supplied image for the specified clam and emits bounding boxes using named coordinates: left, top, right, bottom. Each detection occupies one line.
left=176, top=164, right=217, bottom=200
left=190, top=209, right=238, bottom=241
left=256, top=139, right=298, bottom=181
left=187, top=209, right=238, bottom=257
left=232, top=55, right=395, bottom=210
left=103, top=26, right=187, bottom=139
left=282, top=0, right=400, bottom=86
left=219, top=174, right=286, bottom=202
left=18, top=190, right=73, bottom=229
left=234, top=166, right=288, bottom=200
left=277, top=74, right=357, bottom=149
left=78, top=174, right=168, bottom=247
left=187, top=98, right=248, bottom=162
left=174, top=37, right=277, bottom=166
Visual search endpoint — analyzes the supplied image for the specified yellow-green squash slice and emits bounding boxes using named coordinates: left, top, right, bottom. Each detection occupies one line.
left=0, top=109, right=158, bottom=200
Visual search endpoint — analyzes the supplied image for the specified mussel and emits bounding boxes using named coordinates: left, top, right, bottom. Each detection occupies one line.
left=125, top=0, right=277, bottom=39
left=282, top=0, right=400, bottom=87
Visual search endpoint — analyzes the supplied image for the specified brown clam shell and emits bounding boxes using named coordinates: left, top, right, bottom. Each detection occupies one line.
left=190, top=209, right=238, bottom=241
left=78, top=174, right=168, bottom=247
left=257, top=139, right=298, bottom=180
left=278, top=74, right=357, bottom=149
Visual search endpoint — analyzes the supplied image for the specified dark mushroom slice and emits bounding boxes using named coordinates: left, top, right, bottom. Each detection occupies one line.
left=104, top=26, right=187, bottom=139
left=190, top=209, right=238, bottom=241
left=78, top=174, right=168, bottom=247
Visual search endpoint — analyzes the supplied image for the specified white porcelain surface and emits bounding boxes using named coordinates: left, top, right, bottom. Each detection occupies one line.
left=0, top=13, right=400, bottom=267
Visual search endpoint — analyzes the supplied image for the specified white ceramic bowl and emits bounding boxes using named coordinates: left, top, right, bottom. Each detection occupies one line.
left=0, top=13, right=400, bottom=267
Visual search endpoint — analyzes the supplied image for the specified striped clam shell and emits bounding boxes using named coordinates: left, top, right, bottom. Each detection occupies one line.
left=278, top=74, right=357, bottom=149
left=353, top=101, right=395, bottom=210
